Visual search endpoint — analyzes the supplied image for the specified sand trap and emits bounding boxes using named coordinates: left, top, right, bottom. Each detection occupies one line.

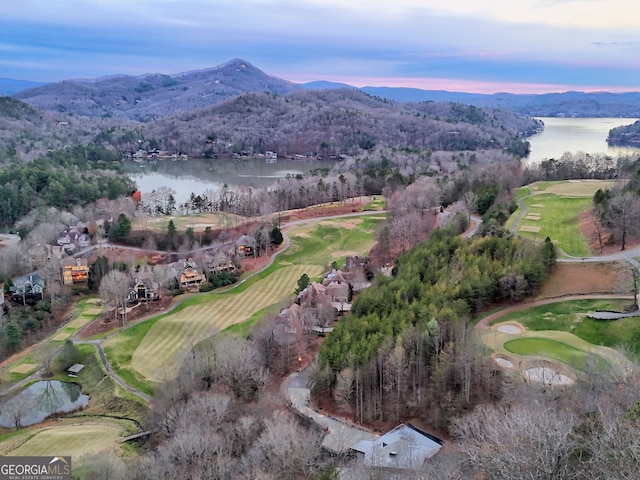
left=524, top=367, right=574, bottom=385
left=520, top=226, right=541, bottom=233
left=495, top=357, right=514, bottom=368
left=497, top=324, right=523, bottom=334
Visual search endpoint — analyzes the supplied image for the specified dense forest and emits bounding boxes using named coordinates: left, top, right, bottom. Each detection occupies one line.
left=317, top=226, right=556, bottom=426
left=0, top=145, right=135, bottom=227
left=135, top=89, right=538, bottom=159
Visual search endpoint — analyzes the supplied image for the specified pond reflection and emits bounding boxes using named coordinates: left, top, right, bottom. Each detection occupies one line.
left=0, top=380, right=89, bottom=428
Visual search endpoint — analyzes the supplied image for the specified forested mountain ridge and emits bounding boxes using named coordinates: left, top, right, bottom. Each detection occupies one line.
left=137, top=89, right=540, bottom=158
left=307, top=85, right=640, bottom=118
left=12, top=59, right=299, bottom=122
left=0, top=96, right=125, bottom=162
left=11, top=58, right=640, bottom=119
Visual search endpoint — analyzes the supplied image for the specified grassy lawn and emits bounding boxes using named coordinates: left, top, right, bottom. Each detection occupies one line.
left=489, top=299, right=640, bottom=353
left=133, top=211, right=249, bottom=233
left=517, top=193, right=592, bottom=256
left=490, top=299, right=631, bottom=330
left=6, top=424, right=123, bottom=460
left=507, top=180, right=621, bottom=257
left=129, top=264, right=321, bottom=382
left=0, top=342, right=142, bottom=460
left=364, top=196, right=386, bottom=210
left=0, top=297, right=105, bottom=386
left=503, top=337, right=609, bottom=371
left=105, top=214, right=384, bottom=384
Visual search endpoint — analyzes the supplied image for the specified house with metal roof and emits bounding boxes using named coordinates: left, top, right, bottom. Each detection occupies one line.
left=351, top=423, right=443, bottom=470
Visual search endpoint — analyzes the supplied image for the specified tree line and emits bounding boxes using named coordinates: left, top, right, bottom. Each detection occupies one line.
left=0, top=145, right=135, bottom=228
left=317, top=226, right=556, bottom=427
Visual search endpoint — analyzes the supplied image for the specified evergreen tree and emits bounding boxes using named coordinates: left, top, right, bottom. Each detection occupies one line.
left=541, top=237, right=557, bottom=270
left=270, top=226, right=284, bottom=246
left=88, top=255, right=110, bottom=291
left=295, top=273, right=310, bottom=295
left=167, top=220, right=177, bottom=237
left=108, top=214, right=131, bottom=242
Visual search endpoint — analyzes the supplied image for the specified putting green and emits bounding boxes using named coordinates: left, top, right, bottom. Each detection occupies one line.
left=131, top=264, right=322, bottom=382
left=7, top=424, right=122, bottom=459
left=504, top=337, right=608, bottom=371
left=484, top=324, right=634, bottom=378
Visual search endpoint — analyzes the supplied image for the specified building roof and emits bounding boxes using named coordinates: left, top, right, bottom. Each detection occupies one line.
left=351, top=423, right=443, bottom=470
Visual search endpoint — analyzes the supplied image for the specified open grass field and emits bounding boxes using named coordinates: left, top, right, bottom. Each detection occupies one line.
left=0, top=297, right=105, bottom=385
left=6, top=424, right=122, bottom=459
left=507, top=180, right=623, bottom=257
left=107, top=214, right=383, bottom=385
left=282, top=216, right=380, bottom=266
left=133, top=211, right=250, bottom=233
left=490, top=299, right=640, bottom=355
left=129, top=264, right=322, bottom=382
left=517, top=193, right=592, bottom=256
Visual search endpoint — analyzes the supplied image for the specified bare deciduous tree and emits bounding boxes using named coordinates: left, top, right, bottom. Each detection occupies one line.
left=98, top=270, right=130, bottom=325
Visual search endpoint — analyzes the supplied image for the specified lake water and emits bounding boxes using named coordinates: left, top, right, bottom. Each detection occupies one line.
left=126, top=157, right=336, bottom=205
left=526, top=117, right=640, bottom=164
left=128, top=118, right=640, bottom=202
left=0, top=380, right=89, bottom=427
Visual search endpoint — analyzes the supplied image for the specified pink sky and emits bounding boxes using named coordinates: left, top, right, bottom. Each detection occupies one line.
left=282, top=74, right=640, bottom=95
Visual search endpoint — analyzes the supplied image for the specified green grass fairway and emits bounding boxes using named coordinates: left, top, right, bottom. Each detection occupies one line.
left=509, top=180, right=622, bottom=257
left=489, top=299, right=640, bottom=354
left=518, top=193, right=591, bottom=256
left=504, top=337, right=609, bottom=371
left=282, top=216, right=380, bottom=266
left=130, top=264, right=322, bottom=382
left=134, top=211, right=249, bottom=232
left=106, top=213, right=383, bottom=385
left=7, top=424, right=122, bottom=460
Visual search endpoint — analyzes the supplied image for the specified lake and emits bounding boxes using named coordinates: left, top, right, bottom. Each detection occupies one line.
left=526, top=117, right=640, bottom=164
left=0, top=380, right=89, bottom=427
left=126, top=156, right=336, bottom=205
left=128, top=118, right=640, bottom=203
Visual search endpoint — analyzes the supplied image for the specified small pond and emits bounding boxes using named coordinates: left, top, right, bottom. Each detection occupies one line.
left=0, top=380, right=89, bottom=428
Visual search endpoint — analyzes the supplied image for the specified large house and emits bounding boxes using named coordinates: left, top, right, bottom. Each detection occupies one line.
left=62, top=258, right=89, bottom=285
left=168, top=258, right=206, bottom=290
left=351, top=424, right=443, bottom=471
left=56, top=226, right=90, bottom=253
left=127, top=278, right=160, bottom=304
left=203, top=248, right=236, bottom=274
left=10, top=273, right=45, bottom=304
left=235, top=235, right=256, bottom=257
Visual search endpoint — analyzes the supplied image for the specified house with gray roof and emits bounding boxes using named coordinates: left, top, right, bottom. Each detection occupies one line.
left=351, top=423, right=443, bottom=471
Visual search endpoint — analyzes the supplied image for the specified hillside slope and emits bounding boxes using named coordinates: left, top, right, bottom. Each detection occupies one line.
left=138, top=89, right=540, bottom=157
left=13, top=59, right=298, bottom=122
left=0, top=96, right=114, bottom=162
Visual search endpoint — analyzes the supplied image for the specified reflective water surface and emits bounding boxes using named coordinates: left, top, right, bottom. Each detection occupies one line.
left=0, top=380, right=89, bottom=427
left=527, top=117, right=640, bottom=164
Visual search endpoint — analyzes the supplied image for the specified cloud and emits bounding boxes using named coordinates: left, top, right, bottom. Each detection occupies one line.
left=1, top=0, right=638, bottom=92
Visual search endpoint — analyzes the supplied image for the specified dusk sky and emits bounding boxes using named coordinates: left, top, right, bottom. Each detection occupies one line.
left=1, top=0, right=639, bottom=93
